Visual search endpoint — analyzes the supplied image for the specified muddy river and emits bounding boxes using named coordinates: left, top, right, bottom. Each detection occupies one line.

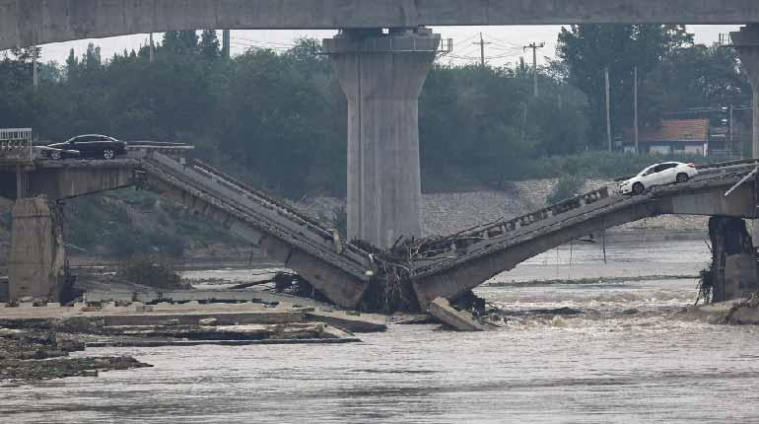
left=4, top=240, right=759, bottom=423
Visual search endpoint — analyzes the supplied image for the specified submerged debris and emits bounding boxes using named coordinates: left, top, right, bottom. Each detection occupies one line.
left=428, top=297, right=496, bottom=332
left=0, top=328, right=151, bottom=382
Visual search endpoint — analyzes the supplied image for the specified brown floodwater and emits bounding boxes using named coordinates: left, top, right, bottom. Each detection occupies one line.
left=3, top=240, right=759, bottom=423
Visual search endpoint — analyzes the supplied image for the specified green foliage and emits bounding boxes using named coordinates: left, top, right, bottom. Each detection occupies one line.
left=0, top=30, right=752, bottom=257
left=117, top=254, right=182, bottom=289
left=64, top=190, right=244, bottom=258
left=558, top=24, right=690, bottom=146
left=547, top=175, right=586, bottom=205
left=522, top=151, right=709, bottom=181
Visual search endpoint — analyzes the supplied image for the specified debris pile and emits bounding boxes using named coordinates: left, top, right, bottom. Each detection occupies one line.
left=0, top=327, right=150, bottom=382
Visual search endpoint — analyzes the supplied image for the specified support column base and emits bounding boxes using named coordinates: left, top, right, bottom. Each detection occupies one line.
left=8, top=196, right=67, bottom=303
left=709, top=217, right=758, bottom=303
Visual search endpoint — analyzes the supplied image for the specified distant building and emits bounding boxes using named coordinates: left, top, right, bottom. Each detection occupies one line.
left=623, top=119, right=709, bottom=156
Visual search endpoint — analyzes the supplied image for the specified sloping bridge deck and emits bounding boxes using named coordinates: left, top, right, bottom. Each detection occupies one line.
left=13, top=153, right=759, bottom=309
left=136, top=153, right=375, bottom=308
left=409, top=162, right=759, bottom=306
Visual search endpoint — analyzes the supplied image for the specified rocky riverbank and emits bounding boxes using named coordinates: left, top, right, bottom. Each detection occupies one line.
left=0, top=327, right=150, bottom=382
left=0, top=301, right=384, bottom=383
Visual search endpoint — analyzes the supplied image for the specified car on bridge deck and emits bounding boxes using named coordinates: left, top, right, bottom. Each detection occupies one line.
left=33, top=145, right=81, bottom=160
left=47, top=135, right=127, bottom=160
left=618, top=161, right=698, bottom=195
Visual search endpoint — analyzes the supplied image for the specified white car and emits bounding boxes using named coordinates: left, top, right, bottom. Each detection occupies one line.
left=618, top=162, right=698, bottom=195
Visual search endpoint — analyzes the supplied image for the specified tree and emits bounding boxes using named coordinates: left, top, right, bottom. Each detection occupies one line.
left=199, top=30, right=221, bottom=60
left=163, top=30, right=199, bottom=56
left=643, top=44, right=751, bottom=116
left=558, top=24, right=692, bottom=148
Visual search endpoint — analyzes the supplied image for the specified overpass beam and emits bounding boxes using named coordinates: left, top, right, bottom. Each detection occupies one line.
left=324, top=28, right=440, bottom=248
left=8, top=196, right=67, bottom=303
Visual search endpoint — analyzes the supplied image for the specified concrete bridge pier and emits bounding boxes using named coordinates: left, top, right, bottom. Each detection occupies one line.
left=323, top=28, right=440, bottom=248
left=732, top=25, right=759, bottom=246
left=8, top=196, right=67, bottom=303
left=732, top=25, right=759, bottom=158
left=708, top=217, right=758, bottom=302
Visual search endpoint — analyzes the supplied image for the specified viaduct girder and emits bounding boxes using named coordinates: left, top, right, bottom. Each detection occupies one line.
left=2, top=0, right=759, bottom=49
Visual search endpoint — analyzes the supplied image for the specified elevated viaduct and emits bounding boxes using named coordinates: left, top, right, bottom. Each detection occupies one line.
left=2, top=0, right=759, bottom=48
left=2, top=0, right=759, bottom=249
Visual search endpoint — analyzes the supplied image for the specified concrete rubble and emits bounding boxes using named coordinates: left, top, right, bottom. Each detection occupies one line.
left=0, top=326, right=151, bottom=382
left=428, top=297, right=494, bottom=332
left=689, top=295, right=759, bottom=325
left=0, top=300, right=388, bottom=382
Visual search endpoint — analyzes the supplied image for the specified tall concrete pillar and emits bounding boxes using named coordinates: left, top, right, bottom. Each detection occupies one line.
left=8, top=196, right=66, bottom=303
left=732, top=25, right=759, bottom=158
left=732, top=25, right=759, bottom=246
left=323, top=28, right=440, bottom=248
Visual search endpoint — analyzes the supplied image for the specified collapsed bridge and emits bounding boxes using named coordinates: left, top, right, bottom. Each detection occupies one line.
left=1, top=144, right=758, bottom=310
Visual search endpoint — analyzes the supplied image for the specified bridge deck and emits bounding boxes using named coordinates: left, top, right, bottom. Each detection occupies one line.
left=4, top=151, right=757, bottom=309
left=409, top=162, right=759, bottom=305
left=136, top=153, right=374, bottom=307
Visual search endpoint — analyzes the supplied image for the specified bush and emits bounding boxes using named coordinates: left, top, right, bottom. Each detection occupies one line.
left=547, top=175, right=586, bottom=205
left=117, top=254, right=182, bottom=289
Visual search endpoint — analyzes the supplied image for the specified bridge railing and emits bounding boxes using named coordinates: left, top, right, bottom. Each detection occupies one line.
left=404, top=186, right=611, bottom=261
left=0, top=128, right=32, bottom=160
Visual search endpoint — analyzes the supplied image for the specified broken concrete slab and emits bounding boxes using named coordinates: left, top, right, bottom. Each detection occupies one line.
left=85, top=289, right=334, bottom=309
left=100, top=309, right=305, bottom=327
left=428, top=297, right=492, bottom=332
left=85, top=338, right=361, bottom=348
left=305, top=310, right=388, bottom=333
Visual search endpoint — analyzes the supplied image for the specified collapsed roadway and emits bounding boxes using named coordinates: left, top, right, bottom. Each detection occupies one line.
left=2, top=145, right=758, bottom=312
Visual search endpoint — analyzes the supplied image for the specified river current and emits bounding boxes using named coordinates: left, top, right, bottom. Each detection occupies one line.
left=4, top=239, right=759, bottom=423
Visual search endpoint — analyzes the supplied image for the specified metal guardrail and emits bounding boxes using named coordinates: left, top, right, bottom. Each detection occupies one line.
left=412, top=163, right=759, bottom=279
left=0, top=128, right=32, bottom=160
left=402, top=186, right=611, bottom=261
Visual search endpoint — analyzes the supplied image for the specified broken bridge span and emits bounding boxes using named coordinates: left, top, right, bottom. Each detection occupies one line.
left=2, top=148, right=758, bottom=310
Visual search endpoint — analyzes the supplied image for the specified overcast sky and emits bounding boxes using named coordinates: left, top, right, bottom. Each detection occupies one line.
left=38, top=25, right=739, bottom=68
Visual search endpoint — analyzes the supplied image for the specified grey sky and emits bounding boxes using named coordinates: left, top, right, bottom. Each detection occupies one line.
left=39, top=25, right=738, bottom=67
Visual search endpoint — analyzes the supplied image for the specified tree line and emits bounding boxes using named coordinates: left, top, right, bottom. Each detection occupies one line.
left=0, top=26, right=752, bottom=199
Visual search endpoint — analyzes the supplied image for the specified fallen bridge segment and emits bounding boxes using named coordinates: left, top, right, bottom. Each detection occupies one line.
left=3, top=152, right=759, bottom=312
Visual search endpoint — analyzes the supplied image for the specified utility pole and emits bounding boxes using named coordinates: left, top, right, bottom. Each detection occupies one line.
left=524, top=42, right=545, bottom=97
left=32, top=45, right=38, bottom=88
left=473, top=33, right=491, bottom=67
left=605, top=67, right=612, bottom=152
left=149, top=33, right=154, bottom=62
left=634, top=66, right=639, bottom=154
left=222, top=29, right=231, bottom=59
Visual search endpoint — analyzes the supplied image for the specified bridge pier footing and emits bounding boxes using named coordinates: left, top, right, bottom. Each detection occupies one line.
left=708, top=217, right=758, bottom=303
left=324, top=28, right=440, bottom=248
left=8, top=196, right=67, bottom=303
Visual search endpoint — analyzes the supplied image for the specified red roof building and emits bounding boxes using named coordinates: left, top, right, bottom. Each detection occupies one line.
left=624, top=119, right=709, bottom=156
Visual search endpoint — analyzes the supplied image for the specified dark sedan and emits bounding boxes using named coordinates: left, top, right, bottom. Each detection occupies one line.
left=48, top=135, right=127, bottom=160
left=34, top=145, right=81, bottom=160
